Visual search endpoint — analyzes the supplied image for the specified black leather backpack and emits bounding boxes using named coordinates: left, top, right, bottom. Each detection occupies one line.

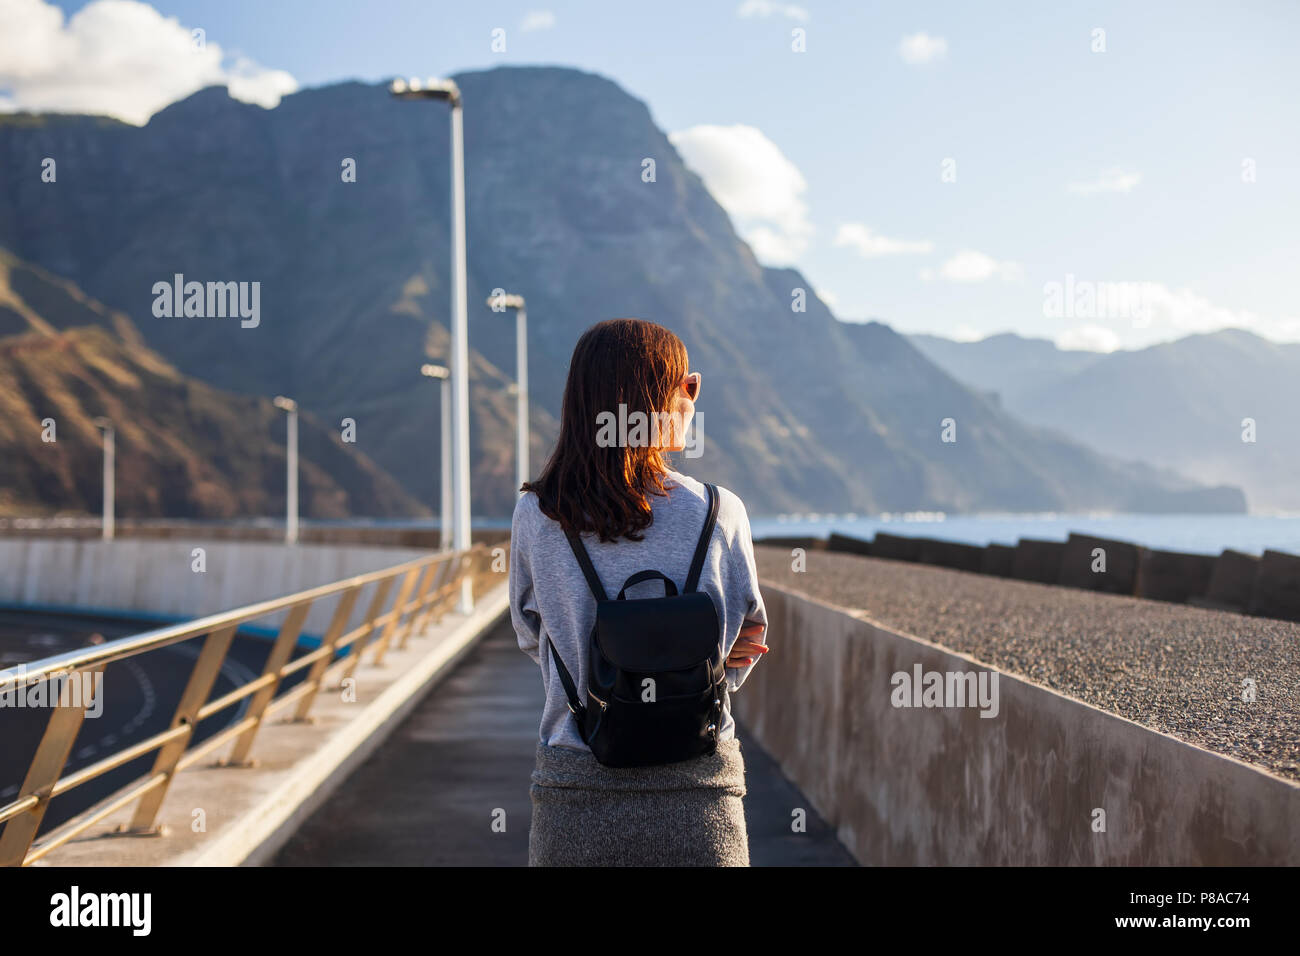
left=546, top=482, right=727, bottom=768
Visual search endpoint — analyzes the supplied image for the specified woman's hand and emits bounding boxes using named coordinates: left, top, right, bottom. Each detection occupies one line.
left=726, top=620, right=768, bottom=667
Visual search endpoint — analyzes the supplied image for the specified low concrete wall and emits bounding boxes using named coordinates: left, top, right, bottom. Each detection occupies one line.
left=0, top=520, right=512, bottom=551
left=0, top=537, right=454, bottom=636
left=734, top=582, right=1300, bottom=865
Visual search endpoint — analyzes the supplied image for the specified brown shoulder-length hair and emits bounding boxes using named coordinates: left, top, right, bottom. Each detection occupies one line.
left=522, top=318, right=688, bottom=542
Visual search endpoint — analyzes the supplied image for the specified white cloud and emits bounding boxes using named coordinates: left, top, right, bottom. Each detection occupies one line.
left=920, top=250, right=1022, bottom=283
left=1067, top=169, right=1141, bottom=194
left=670, top=123, right=813, bottom=265
left=899, top=32, right=947, bottom=64
left=1140, top=283, right=1300, bottom=340
left=950, top=324, right=987, bottom=342
left=815, top=287, right=840, bottom=311
left=0, top=0, right=297, bottom=126
left=1048, top=280, right=1300, bottom=345
left=834, top=223, right=933, bottom=258
left=736, top=0, right=809, bottom=21
left=222, top=56, right=296, bottom=110
left=519, top=10, right=556, bottom=32
left=1055, top=325, right=1122, bottom=352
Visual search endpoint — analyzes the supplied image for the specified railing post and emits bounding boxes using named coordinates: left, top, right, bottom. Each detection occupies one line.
left=340, top=577, right=394, bottom=684
left=370, top=568, right=420, bottom=666
left=462, top=548, right=480, bottom=601
left=126, top=625, right=236, bottom=833
left=396, top=562, right=440, bottom=650
left=224, top=602, right=311, bottom=766
left=0, top=664, right=105, bottom=867
left=460, top=547, right=482, bottom=599
left=471, top=545, right=494, bottom=598
left=407, top=558, right=450, bottom=637
left=292, top=585, right=360, bottom=721
left=430, top=552, right=469, bottom=624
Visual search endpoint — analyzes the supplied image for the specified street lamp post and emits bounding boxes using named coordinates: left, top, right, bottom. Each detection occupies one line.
left=92, top=418, right=114, bottom=541
left=486, top=292, right=529, bottom=496
left=392, top=76, right=472, bottom=611
left=421, top=364, right=452, bottom=551
left=273, top=396, right=298, bottom=545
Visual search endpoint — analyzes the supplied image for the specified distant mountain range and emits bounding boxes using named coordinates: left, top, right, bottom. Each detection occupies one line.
left=0, top=66, right=1244, bottom=517
left=910, top=329, right=1298, bottom=512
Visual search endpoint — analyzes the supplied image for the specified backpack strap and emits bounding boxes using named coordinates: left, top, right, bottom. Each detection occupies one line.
left=548, top=522, right=604, bottom=734
left=563, top=526, right=608, bottom=602
left=684, top=483, right=719, bottom=593
left=545, top=635, right=587, bottom=729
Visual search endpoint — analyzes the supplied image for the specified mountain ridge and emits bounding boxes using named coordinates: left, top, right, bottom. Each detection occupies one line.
left=909, top=327, right=1295, bottom=511
left=0, top=248, right=425, bottom=518
left=0, top=67, right=1245, bottom=516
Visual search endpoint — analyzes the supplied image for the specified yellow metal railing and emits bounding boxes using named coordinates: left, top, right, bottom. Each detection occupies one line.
left=0, top=543, right=496, bottom=866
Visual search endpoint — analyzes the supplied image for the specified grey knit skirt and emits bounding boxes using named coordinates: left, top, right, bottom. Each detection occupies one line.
left=528, top=738, right=749, bottom=866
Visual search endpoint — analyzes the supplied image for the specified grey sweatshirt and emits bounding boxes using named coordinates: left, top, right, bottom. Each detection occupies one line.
left=509, top=470, right=768, bottom=752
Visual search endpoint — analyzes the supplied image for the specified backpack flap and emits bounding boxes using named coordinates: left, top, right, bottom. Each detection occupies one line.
left=593, top=592, right=721, bottom=672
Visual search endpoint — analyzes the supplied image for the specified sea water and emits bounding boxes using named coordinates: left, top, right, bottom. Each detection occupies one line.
left=747, top=512, right=1300, bottom=557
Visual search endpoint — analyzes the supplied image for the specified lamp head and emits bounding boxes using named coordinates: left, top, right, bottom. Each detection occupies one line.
left=421, top=364, right=451, bottom=380
left=486, top=292, right=525, bottom=312
left=389, top=77, right=460, bottom=106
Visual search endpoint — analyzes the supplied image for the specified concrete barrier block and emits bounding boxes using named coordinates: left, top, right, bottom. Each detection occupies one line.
left=916, top=537, right=985, bottom=573
left=981, top=543, right=1016, bottom=577
left=1011, top=538, right=1066, bottom=584
left=1137, top=548, right=1217, bottom=604
left=826, top=532, right=871, bottom=556
left=756, top=536, right=828, bottom=552
left=1248, top=550, right=1300, bottom=623
left=870, top=532, right=922, bottom=563
left=1059, top=533, right=1141, bottom=595
left=1204, top=549, right=1260, bottom=611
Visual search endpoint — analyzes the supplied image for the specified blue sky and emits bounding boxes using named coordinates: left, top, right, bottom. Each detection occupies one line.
left=13, top=0, right=1300, bottom=350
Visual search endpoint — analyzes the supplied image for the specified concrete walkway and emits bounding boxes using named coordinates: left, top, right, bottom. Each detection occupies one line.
left=274, top=617, right=855, bottom=866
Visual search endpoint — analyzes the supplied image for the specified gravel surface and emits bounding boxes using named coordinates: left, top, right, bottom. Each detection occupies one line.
left=755, top=546, right=1300, bottom=783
